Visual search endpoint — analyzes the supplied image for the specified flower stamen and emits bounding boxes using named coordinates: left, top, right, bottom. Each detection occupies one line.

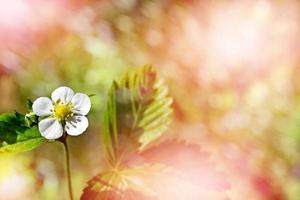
left=54, top=102, right=73, bottom=121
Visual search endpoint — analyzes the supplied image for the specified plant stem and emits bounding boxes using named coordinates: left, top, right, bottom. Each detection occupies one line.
left=62, top=137, right=74, bottom=200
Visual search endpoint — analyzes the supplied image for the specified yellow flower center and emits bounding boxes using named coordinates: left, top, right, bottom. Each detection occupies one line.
left=54, top=104, right=73, bottom=121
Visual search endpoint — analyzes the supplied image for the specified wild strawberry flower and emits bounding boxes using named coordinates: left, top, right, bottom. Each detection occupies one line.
left=32, top=86, right=91, bottom=140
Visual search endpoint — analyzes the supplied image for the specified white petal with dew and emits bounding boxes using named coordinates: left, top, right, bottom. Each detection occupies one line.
left=51, top=86, right=74, bottom=104
left=39, top=118, right=63, bottom=139
left=71, top=93, right=91, bottom=115
left=32, top=97, right=53, bottom=117
left=65, top=115, right=88, bottom=136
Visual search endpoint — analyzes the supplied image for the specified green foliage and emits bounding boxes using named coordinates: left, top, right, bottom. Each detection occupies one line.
left=0, top=113, right=46, bottom=153
left=102, top=65, right=173, bottom=163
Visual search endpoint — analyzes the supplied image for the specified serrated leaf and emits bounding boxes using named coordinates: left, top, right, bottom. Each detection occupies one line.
left=102, top=66, right=173, bottom=163
left=129, top=140, right=230, bottom=191
left=81, top=164, right=169, bottom=200
left=0, top=113, right=46, bottom=153
left=81, top=140, right=230, bottom=200
left=81, top=188, right=157, bottom=200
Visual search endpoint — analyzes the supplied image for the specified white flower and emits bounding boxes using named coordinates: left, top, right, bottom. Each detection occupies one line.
left=32, top=86, right=91, bottom=140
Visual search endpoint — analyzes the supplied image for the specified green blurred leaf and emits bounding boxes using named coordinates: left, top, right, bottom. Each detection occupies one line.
left=0, top=137, right=45, bottom=153
left=0, top=113, right=46, bottom=153
left=102, top=66, right=173, bottom=163
left=26, top=99, right=33, bottom=110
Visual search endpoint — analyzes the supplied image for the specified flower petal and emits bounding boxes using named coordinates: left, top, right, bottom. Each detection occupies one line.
left=39, top=118, right=63, bottom=139
left=65, top=115, right=88, bottom=136
left=71, top=93, right=91, bottom=115
left=51, top=86, right=74, bottom=104
left=32, top=97, right=53, bottom=116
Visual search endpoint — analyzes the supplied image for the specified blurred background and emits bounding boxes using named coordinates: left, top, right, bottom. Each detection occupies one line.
left=1, top=0, right=300, bottom=199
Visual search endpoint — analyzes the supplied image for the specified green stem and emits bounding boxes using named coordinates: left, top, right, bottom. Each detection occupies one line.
left=62, top=137, right=74, bottom=200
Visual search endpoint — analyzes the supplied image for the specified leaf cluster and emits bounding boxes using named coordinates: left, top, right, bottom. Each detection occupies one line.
left=0, top=112, right=45, bottom=153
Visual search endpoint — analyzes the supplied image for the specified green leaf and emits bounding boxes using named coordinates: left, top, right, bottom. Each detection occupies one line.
left=26, top=99, right=33, bottom=110
left=0, top=137, right=45, bottom=153
left=0, top=113, right=46, bottom=153
left=102, top=66, right=173, bottom=163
